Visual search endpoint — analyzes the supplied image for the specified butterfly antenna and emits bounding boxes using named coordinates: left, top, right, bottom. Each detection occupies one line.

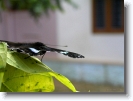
left=45, top=44, right=68, bottom=47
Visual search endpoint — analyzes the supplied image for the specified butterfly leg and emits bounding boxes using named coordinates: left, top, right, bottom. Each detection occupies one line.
left=41, top=54, right=45, bottom=62
left=39, top=51, right=46, bottom=62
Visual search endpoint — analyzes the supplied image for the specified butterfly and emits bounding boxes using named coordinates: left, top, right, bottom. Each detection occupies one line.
left=0, top=40, right=85, bottom=61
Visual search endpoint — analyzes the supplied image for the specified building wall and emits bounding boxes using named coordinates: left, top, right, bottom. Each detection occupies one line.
left=0, top=11, right=58, bottom=57
left=56, top=0, right=124, bottom=65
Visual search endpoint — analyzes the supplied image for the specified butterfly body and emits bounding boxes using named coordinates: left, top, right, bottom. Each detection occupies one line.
left=0, top=40, right=85, bottom=60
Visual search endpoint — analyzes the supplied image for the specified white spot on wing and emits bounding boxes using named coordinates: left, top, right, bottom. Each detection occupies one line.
left=29, top=48, right=40, bottom=53
left=60, top=51, right=68, bottom=54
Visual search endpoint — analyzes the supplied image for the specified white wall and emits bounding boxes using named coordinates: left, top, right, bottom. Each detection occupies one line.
left=56, top=0, right=124, bottom=65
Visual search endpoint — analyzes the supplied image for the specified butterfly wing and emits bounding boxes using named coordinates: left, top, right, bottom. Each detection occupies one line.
left=43, top=46, right=85, bottom=58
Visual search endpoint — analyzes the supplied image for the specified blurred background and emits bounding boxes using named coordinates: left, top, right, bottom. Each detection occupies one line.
left=0, top=0, right=124, bottom=92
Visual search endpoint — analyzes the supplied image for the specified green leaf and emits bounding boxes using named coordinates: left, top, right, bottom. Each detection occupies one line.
left=0, top=83, right=12, bottom=92
left=0, top=42, right=7, bottom=90
left=1, top=64, right=54, bottom=92
left=6, top=50, right=53, bottom=73
left=49, top=72, right=77, bottom=92
left=55, top=0, right=63, bottom=11
left=0, top=42, right=7, bottom=69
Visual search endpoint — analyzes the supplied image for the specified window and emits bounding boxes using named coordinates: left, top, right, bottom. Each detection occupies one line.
left=93, top=0, right=124, bottom=33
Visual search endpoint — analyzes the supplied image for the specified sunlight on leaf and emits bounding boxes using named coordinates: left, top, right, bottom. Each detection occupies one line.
left=6, top=51, right=53, bottom=73
left=0, top=42, right=7, bottom=68
left=49, top=72, right=77, bottom=92
left=1, top=64, right=54, bottom=92
left=0, top=42, right=7, bottom=90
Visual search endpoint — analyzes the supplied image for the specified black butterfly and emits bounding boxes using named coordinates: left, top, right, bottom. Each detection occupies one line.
left=0, top=40, right=84, bottom=61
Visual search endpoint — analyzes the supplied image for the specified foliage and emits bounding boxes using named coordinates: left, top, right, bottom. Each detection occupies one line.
left=0, top=0, right=77, bottom=19
left=0, top=42, right=77, bottom=92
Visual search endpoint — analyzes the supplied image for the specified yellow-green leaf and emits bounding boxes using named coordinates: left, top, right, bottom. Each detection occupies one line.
left=49, top=72, right=77, bottom=92
left=1, top=64, right=54, bottom=92
left=6, top=51, right=53, bottom=73
left=0, top=42, right=7, bottom=90
left=0, top=42, right=7, bottom=68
